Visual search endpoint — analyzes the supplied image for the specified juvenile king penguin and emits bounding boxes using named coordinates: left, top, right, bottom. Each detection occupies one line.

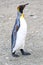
left=11, top=3, right=31, bottom=57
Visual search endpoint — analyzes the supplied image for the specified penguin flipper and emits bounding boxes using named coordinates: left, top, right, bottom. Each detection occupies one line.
left=11, top=33, right=13, bottom=52
left=15, top=25, right=19, bottom=32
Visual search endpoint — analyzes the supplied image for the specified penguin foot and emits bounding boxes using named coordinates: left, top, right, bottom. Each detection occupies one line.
left=22, top=52, right=31, bottom=55
left=12, top=52, right=19, bottom=57
left=20, top=49, right=31, bottom=55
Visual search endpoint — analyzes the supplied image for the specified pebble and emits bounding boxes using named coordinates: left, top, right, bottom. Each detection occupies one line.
left=36, top=31, right=39, bottom=33
left=33, top=15, right=38, bottom=19
left=9, top=17, right=12, bottom=20
left=31, top=31, right=34, bottom=34
left=30, top=14, right=38, bottom=19
left=6, top=57, right=9, bottom=60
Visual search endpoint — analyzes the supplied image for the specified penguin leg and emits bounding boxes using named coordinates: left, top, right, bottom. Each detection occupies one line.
left=12, top=51, right=19, bottom=57
left=20, top=49, right=31, bottom=55
left=20, top=41, right=31, bottom=55
left=12, top=44, right=20, bottom=57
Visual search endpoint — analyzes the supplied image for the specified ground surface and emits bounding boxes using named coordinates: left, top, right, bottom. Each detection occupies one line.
left=0, top=0, right=43, bottom=65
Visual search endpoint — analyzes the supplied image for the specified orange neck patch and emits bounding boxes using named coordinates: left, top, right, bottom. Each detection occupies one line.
left=20, top=13, right=24, bottom=19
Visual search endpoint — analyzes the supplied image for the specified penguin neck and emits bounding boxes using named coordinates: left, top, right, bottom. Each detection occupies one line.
left=17, top=11, right=21, bottom=18
left=20, top=13, right=24, bottom=19
left=17, top=11, right=24, bottom=19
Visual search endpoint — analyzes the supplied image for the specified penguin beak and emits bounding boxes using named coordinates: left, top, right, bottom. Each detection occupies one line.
left=17, top=3, right=29, bottom=13
left=24, top=3, right=29, bottom=7
left=22, top=3, right=29, bottom=10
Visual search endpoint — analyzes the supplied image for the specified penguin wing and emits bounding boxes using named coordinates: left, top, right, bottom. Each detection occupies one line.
left=15, top=25, right=19, bottom=32
left=11, top=18, right=20, bottom=51
left=15, top=18, right=20, bottom=32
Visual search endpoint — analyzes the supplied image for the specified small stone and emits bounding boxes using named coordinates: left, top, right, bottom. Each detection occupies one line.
left=29, top=49, right=33, bottom=52
left=30, top=14, right=34, bottom=16
left=31, top=31, right=34, bottom=34
left=33, top=15, right=37, bottom=19
left=36, top=31, right=39, bottom=33
left=6, top=57, right=9, bottom=59
left=9, top=17, right=12, bottom=20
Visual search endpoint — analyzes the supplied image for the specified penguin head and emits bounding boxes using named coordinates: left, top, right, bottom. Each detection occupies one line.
left=17, top=3, right=29, bottom=13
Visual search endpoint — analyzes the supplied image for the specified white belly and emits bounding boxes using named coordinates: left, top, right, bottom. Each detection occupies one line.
left=18, top=17, right=27, bottom=36
left=13, top=18, right=27, bottom=52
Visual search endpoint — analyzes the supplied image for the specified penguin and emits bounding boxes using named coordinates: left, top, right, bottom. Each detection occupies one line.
left=11, top=3, right=31, bottom=57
